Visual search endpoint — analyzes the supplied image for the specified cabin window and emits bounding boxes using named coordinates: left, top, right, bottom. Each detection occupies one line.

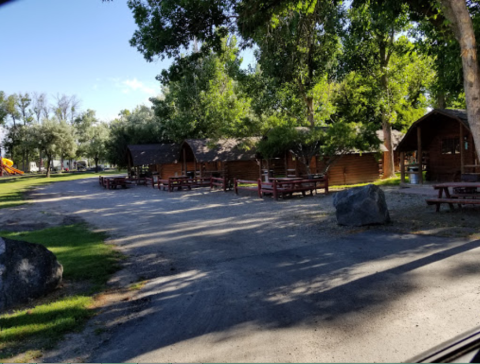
left=441, top=138, right=460, bottom=155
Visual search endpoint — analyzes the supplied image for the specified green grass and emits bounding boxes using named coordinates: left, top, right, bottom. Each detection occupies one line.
left=0, top=170, right=124, bottom=209
left=329, top=174, right=404, bottom=190
left=0, top=224, right=122, bottom=360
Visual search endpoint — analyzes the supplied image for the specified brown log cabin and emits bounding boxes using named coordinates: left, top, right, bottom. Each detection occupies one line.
left=127, top=143, right=182, bottom=179
left=395, top=109, right=479, bottom=183
left=283, top=130, right=403, bottom=186
left=180, top=138, right=261, bottom=181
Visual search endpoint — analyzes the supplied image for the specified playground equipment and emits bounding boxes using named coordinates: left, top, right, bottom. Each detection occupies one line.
left=0, top=158, right=24, bottom=176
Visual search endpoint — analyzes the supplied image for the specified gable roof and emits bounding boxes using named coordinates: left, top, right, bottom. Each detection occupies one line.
left=396, top=109, right=470, bottom=152
left=182, top=138, right=259, bottom=163
left=128, top=143, right=181, bottom=166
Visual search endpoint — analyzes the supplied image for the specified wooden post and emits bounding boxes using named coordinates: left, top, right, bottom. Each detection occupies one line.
left=400, top=152, right=405, bottom=183
left=183, top=149, right=187, bottom=176
left=460, top=124, right=465, bottom=174
left=257, top=179, right=262, bottom=198
left=417, top=126, right=423, bottom=184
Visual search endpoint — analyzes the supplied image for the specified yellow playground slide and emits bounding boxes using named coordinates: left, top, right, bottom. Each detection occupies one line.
left=1, top=157, right=24, bottom=175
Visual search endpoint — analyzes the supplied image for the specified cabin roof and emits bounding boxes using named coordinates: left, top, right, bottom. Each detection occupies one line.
left=127, top=143, right=181, bottom=166
left=396, top=109, right=470, bottom=152
left=182, top=138, right=259, bottom=163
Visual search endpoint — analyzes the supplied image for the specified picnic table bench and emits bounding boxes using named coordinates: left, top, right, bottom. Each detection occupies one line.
left=234, top=177, right=328, bottom=200
left=157, top=176, right=211, bottom=192
left=100, top=176, right=128, bottom=189
left=425, top=182, right=480, bottom=211
left=261, top=177, right=328, bottom=200
left=234, top=179, right=262, bottom=197
left=211, top=176, right=228, bottom=191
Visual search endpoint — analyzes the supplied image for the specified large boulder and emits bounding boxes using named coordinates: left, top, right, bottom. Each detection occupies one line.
left=333, top=184, right=390, bottom=226
left=0, top=237, right=63, bottom=311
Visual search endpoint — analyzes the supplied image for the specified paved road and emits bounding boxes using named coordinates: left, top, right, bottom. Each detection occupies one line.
left=5, top=179, right=480, bottom=362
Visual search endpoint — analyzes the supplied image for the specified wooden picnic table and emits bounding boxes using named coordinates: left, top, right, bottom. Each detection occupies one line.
left=426, top=182, right=480, bottom=211
left=157, top=176, right=193, bottom=192
left=261, top=177, right=329, bottom=200
left=100, top=176, right=128, bottom=189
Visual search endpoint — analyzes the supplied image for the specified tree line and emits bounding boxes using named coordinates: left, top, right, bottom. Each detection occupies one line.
left=120, top=0, right=477, bottom=177
left=2, top=0, right=477, bottom=178
left=0, top=92, right=109, bottom=177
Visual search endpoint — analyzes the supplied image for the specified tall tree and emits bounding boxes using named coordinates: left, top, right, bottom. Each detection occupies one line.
left=52, top=94, right=81, bottom=124
left=31, top=92, right=49, bottom=123
left=33, top=119, right=76, bottom=178
left=153, top=37, right=255, bottom=141
left=343, top=2, right=416, bottom=178
left=85, top=122, right=110, bottom=172
left=438, top=0, right=480, bottom=164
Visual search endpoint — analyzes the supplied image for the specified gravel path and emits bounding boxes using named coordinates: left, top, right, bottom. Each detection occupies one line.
left=2, top=178, right=480, bottom=362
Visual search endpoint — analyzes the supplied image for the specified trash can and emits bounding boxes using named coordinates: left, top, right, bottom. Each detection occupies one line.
left=408, top=166, right=419, bottom=184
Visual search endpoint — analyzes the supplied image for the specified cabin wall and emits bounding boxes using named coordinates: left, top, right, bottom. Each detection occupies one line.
left=425, top=124, right=476, bottom=181
left=226, top=160, right=260, bottom=181
left=286, top=151, right=380, bottom=185
left=321, top=154, right=380, bottom=185
left=160, top=163, right=183, bottom=179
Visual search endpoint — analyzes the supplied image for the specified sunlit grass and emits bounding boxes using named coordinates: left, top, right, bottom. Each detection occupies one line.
left=0, top=224, right=122, bottom=360
left=0, top=170, right=124, bottom=209
left=330, top=174, right=404, bottom=190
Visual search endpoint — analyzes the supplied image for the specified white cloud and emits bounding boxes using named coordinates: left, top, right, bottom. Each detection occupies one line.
left=122, top=78, right=157, bottom=96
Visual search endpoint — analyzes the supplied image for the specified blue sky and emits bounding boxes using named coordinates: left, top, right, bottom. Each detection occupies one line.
left=0, top=0, right=255, bottom=122
left=0, top=0, right=172, bottom=121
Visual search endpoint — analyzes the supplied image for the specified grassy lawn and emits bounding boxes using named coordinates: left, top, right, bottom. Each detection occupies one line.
left=329, top=174, right=405, bottom=190
left=0, top=224, right=122, bottom=361
left=0, top=170, right=123, bottom=209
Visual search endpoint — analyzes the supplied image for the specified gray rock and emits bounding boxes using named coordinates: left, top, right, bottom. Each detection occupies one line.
left=0, top=237, right=63, bottom=312
left=333, top=184, right=390, bottom=226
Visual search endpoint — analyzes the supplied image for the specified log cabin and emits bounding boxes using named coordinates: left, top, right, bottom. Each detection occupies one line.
left=127, top=143, right=182, bottom=179
left=395, top=109, right=479, bottom=183
left=180, top=139, right=261, bottom=182
left=284, top=130, right=403, bottom=186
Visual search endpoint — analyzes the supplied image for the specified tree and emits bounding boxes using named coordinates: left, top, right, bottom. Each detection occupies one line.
left=106, top=106, right=163, bottom=168
left=437, top=0, right=480, bottom=166
left=0, top=91, right=7, bottom=125
left=85, top=122, right=109, bottom=172
left=74, top=109, right=99, bottom=158
left=153, top=37, right=256, bottom=141
left=31, top=92, right=49, bottom=123
left=52, top=94, right=81, bottom=124
left=341, top=2, right=432, bottom=178
left=33, top=119, right=76, bottom=178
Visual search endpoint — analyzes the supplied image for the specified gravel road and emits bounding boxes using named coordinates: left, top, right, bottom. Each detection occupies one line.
left=2, top=178, right=480, bottom=362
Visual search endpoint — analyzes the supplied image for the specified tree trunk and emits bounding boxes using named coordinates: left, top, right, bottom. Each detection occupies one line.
left=440, top=0, right=480, bottom=165
left=436, top=90, right=446, bottom=109
left=379, top=40, right=396, bottom=179
left=382, top=121, right=396, bottom=178
left=306, top=97, right=314, bottom=127
left=95, top=158, right=99, bottom=173
left=46, top=156, right=52, bottom=178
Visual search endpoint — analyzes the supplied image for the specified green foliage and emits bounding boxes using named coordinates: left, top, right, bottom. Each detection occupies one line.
left=31, top=119, right=77, bottom=177
left=106, top=105, right=163, bottom=168
left=0, top=91, right=7, bottom=125
left=152, top=37, right=258, bottom=141
left=84, top=121, right=110, bottom=171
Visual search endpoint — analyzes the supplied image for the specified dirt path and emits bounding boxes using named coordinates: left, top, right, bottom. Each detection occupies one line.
left=3, top=178, right=480, bottom=362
